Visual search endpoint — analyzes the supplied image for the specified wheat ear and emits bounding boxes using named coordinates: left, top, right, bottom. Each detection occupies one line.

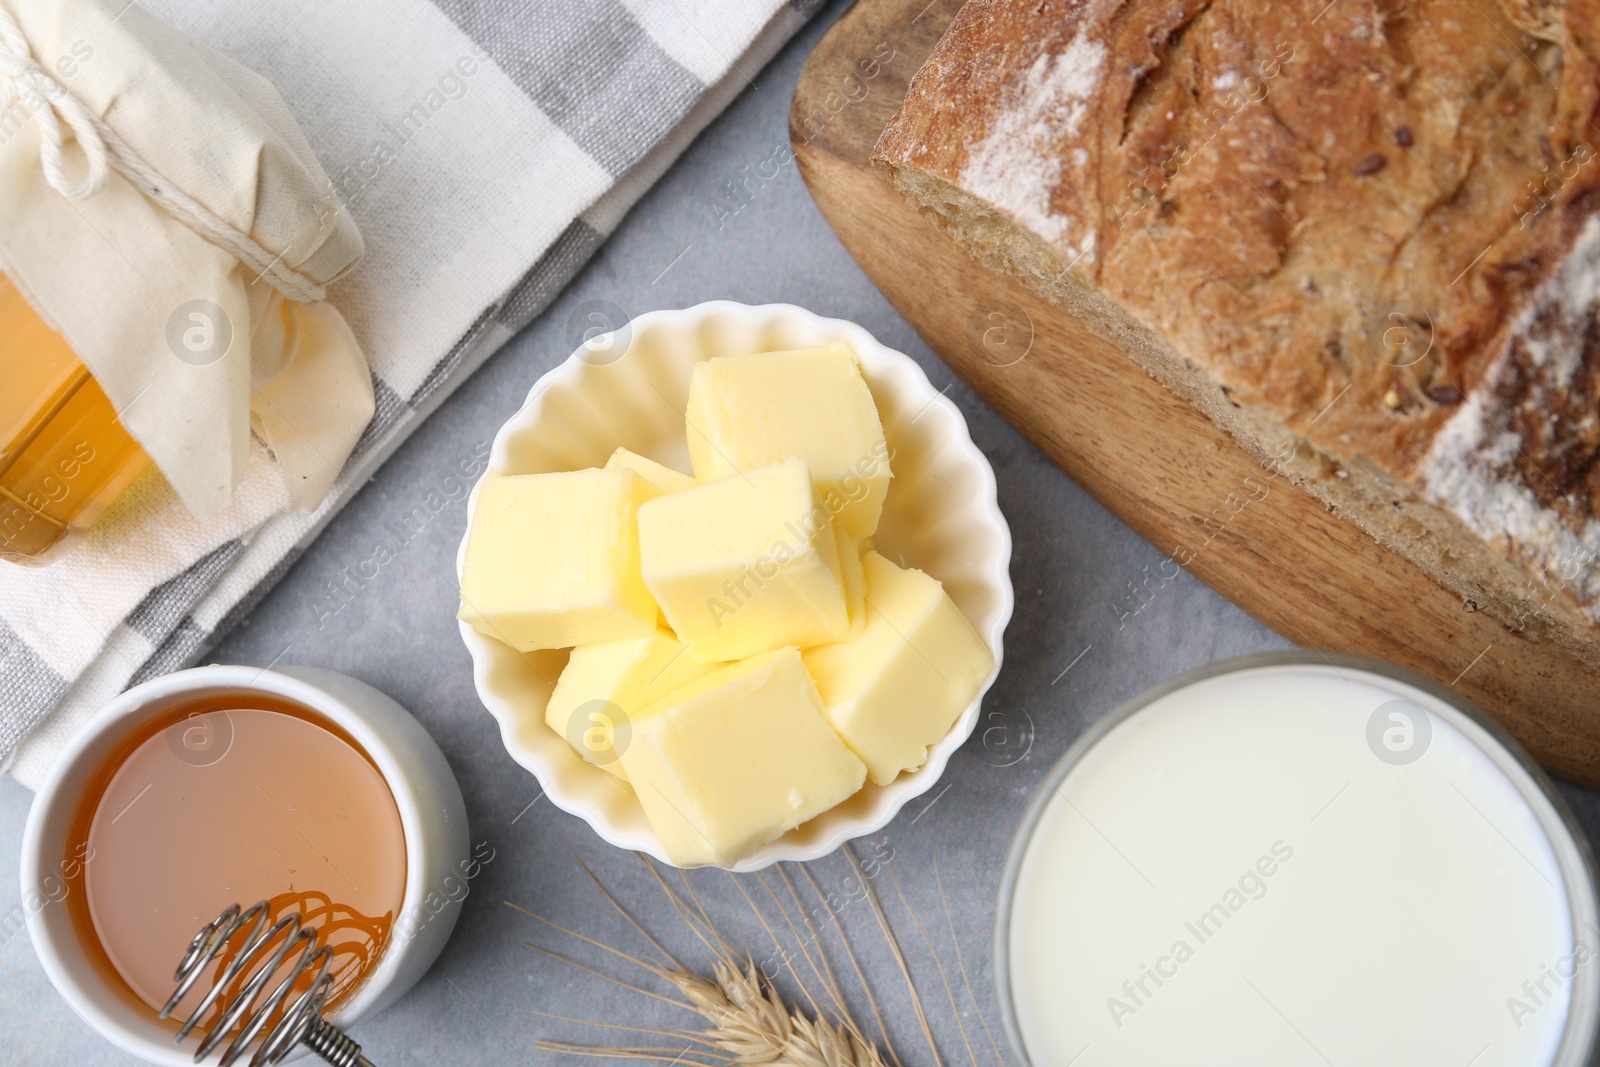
left=519, top=856, right=903, bottom=1067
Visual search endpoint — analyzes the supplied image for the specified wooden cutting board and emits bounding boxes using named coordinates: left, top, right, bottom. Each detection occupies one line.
left=790, top=0, right=1600, bottom=786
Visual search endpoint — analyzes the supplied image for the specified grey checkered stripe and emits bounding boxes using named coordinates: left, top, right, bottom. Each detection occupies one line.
left=0, top=616, right=69, bottom=758
left=433, top=0, right=702, bottom=178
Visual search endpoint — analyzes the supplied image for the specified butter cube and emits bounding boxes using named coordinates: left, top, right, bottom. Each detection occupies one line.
left=685, top=344, right=891, bottom=540
left=457, top=468, right=659, bottom=651
left=620, top=648, right=867, bottom=866
left=605, top=447, right=695, bottom=494
left=544, top=629, right=713, bottom=779
left=637, top=458, right=851, bottom=661
left=803, top=552, right=994, bottom=786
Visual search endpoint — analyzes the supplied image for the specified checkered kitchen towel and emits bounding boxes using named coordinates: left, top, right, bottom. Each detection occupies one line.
left=0, top=0, right=824, bottom=788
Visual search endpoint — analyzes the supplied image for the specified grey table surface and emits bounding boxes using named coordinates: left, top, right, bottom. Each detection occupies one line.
left=7, top=3, right=1600, bottom=1064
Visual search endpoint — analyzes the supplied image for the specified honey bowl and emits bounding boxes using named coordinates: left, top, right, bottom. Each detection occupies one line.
left=21, top=665, right=469, bottom=1065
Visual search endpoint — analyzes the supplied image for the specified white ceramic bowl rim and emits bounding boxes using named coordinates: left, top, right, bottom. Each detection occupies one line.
left=456, top=300, right=1015, bottom=870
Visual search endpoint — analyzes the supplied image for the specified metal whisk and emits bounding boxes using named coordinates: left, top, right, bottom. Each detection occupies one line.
left=160, top=901, right=376, bottom=1067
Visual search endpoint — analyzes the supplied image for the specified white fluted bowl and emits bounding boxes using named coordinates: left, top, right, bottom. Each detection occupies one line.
left=457, top=301, right=1012, bottom=870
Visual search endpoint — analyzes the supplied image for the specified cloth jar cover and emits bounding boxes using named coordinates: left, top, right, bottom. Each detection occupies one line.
left=0, top=0, right=374, bottom=520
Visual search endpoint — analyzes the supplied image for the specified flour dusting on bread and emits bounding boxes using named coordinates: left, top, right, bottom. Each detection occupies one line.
left=958, top=28, right=1104, bottom=259
left=1421, top=216, right=1600, bottom=614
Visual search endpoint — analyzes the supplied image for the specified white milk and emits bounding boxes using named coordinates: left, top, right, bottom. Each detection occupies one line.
left=1003, top=661, right=1598, bottom=1067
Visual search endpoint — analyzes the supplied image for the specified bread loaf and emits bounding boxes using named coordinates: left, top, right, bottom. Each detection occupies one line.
left=873, top=0, right=1600, bottom=666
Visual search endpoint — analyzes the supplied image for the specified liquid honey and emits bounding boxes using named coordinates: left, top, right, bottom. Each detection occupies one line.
left=62, top=692, right=406, bottom=1032
left=0, top=272, right=149, bottom=562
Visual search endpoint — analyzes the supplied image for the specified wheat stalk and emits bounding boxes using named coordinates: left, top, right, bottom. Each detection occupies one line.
left=665, top=958, right=889, bottom=1067
left=513, top=847, right=923, bottom=1067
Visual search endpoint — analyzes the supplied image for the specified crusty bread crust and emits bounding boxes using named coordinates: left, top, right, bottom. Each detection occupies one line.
left=873, top=0, right=1600, bottom=658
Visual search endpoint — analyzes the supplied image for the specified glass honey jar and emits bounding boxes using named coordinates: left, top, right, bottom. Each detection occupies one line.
left=0, top=273, right=150, bottom=563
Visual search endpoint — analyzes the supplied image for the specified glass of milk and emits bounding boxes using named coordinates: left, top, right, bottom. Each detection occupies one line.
left=996, top=652, right=1600, bottom=1067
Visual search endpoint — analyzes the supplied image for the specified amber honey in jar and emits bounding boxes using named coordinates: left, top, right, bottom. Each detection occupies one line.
left=0, top=272, right=150, bottom=563
left=61, top=691, right=407, bottom=1027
